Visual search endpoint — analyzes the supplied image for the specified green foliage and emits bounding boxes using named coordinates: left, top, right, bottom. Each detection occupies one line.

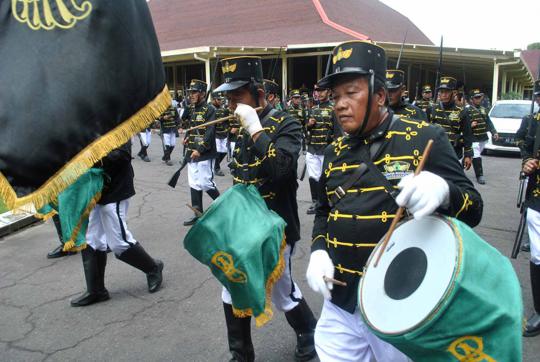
left=527, top=43, right=540, bottom=50
left=0, top=198, right=8, bottom=214
left=501, top=92, right=522, bottom=100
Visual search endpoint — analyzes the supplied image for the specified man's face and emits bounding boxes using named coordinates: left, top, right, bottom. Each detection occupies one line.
left=226, top=86, right=256, bottom=111
left=332, top=76, right=384, bottom=135
left=316, top=89, right=330, bottom=102
left=422, top=91, right=432, bottom=100
left=387, top=86, right=403, bottom=106
left=472, top=95, right=482, bottom=106
left=535, top=95, right=540, bottom=106
left=213, top=97, right=223, bottom=107
left=439, top=89, right=454, bottom=103
left=266, top=93, right=276, bottom=106
left=291, top=96, right=301, bottom=106
left=189, top=90, right=203, bottom=105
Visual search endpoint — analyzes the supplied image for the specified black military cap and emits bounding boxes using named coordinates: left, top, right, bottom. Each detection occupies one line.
left=212, top=91, right=225, bottom=99
left=470, top=88, right=484, bottom=98
left=422, top=85, right=433, bottom=93
left=317, top=41, right=387, bottom=88
left=534, top=79, right=540, bottom=96
left=290, top=89, right=301, bottom=98
left=214, top=56, right=264, bottom=93
left=263, top=79, right=280, bottom=95
left=438, top=76, right=457, bottom=90
left=188, top=79, right=207, bottom=93
left=385, top=69, right=405, bottom=90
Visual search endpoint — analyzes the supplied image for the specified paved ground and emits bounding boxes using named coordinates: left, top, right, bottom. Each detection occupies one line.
left=0, top=135, right=536, bottom=361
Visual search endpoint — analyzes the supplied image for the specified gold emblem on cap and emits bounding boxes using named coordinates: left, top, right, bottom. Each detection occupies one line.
left=332, top=47, right=353, bottom=64
left=386, top=72, right=395, bottom=79
left=222, top=61, right=237, bottom=74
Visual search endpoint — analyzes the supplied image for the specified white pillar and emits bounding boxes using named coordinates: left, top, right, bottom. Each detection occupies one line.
left=281, top=53, right=288, bottom=100
left=492, top=61, right=499, bottom=101
left=509, top=78, right=514, bottom=94
left=501, top=71, right=507, bottom=95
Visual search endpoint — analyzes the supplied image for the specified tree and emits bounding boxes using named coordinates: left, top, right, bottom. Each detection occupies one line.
left=501, top=91, right=522, bottom=100
left=527, top=43, right=540, bottom=50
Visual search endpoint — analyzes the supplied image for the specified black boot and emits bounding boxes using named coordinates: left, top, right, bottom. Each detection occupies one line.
left=141, top=145, right=150, bottom=162
left=206, top=187, right=220, bottom=200
left=522, top=237, right=531, bottom=252
left=472, top=157, right=485, bottom=184
left=307, top=178, right=318, bottom=215
left=215, top=153, right=226, bottom=176
left=71, top=247, right=110, bottom=307
left=223, top=303, right=255, bottom=362
left=47, top=215, right=77, bottom=258
left=184, top=188, right=203, bottom=226
left=116, top=243, right=164, bottom=293
left=285, top=298, right=318, bottom=361
left=165, top=146, right=174, bottom=166
left=525, top=262, right=540, bottom=337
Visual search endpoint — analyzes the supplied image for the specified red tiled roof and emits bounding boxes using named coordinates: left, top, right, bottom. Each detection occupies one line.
left=147, top=0, right=433, bottom=52
left=522, top=50, right=540, bottom=80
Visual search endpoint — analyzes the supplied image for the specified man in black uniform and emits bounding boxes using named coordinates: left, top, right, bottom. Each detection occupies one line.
left=212, top=92, right=230, bottom=176
left=516, top=79, right=540, bottom=337
left=305, top=83, right=340, bottom=215
left=159, top=104, right=179, bottom=166
left=412, top=84, right=433, bottom=114
left=427, top=76, right=473, bottom=169
left=385, top=69, right=427, bottom=121
left=71, top=141, right=164, bottom=307
left=305, top=41, right=483, bottom=360
left=287, top=89, right=307, bottom=152
left=264, top=79, right=282, bottom=110
left=180, top=79, right=220, bottom=226
left=464, top=88, right=499, bottom=184
left=214, top=56, right=318, bottom=362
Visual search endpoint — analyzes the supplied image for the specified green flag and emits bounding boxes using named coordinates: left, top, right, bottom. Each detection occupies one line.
left=184, top=185, right=286, bottom=327
left=0, top=0, right=170, bottom=210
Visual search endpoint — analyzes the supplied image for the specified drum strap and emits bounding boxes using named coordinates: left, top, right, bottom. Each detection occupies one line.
left=329, top=115, right=399, bottom=207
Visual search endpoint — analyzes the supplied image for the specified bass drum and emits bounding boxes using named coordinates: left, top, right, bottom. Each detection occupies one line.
left=358, top=215, right=522, bottom=362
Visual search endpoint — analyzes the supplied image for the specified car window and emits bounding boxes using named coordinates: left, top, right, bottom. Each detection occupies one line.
left=490, top=103, right=539, bottom=118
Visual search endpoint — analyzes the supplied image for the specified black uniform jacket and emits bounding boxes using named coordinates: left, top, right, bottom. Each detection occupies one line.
left=463, top=104, right=497, bottom=142
left=307, top=100, right=340, bottom=155
left=98, top=141, right=135, bottom=205
left=181, top=102, right=217, bottom=162
left=391, top=100, right=427, bottom=122
left=215, top=106, right=231, bottom=140
left=427, top=101, right=473, bottom=158
left=413, top=99, right=433, bottom=115
left=230, top=105, right=302, bottom=244
left=516, top=111, right=540, bottom=212
left=311, top=112, right=483, bottom=313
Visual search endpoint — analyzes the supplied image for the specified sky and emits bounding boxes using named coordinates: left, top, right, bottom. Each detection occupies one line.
left=380, top=0, right=539, bottom=51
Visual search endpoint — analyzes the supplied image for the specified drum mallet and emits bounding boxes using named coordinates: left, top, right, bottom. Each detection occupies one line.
left=374, top=139, right=434, bottom=267
left=185, top=107, right=263, bottom=132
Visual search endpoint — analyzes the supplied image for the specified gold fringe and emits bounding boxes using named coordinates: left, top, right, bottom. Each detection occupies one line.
left=232, top=235, right=287, bottom=328
left=34, top=209, right=57, bottom=221
left=0, top=86, right=171, bottom=211
left=62, top=191, right=101, bottom=252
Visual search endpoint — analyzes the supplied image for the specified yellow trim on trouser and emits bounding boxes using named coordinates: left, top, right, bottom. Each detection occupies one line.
left=0, top=86, right=171, bottom=211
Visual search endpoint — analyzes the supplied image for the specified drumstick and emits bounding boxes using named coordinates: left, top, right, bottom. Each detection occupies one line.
left=185, top=107, right=263, bottom=132
left=373, top=139, right=434, bottom=268
left=323, top=276, right=347, bottom=287
left=186, top=203, right=203, bottom=217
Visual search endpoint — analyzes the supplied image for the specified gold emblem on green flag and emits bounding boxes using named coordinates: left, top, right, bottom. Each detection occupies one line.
left=447, top=336, right=495, bottom=362
left=211, top=251, right=248, bottom=284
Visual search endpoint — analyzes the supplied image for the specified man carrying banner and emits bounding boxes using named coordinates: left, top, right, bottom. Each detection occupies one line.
left=306, top=41, right=483, bottom=361
left=214, top=56, right=317, bottom=362
left=516, top=79, right=540, bottom=337
left=71, top=141, right=164, bottom=307
left=181, top=79, right=220, bottom=226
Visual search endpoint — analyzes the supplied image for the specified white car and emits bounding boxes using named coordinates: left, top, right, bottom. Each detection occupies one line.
left=485, top=100, right=539, bottom=153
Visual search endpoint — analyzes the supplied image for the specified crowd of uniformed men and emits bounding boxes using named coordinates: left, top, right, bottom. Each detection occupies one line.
left=45, top=40, right=540, bottom=361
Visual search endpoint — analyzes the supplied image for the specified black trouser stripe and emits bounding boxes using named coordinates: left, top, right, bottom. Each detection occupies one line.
left=116, top=202, right=133, bottom=246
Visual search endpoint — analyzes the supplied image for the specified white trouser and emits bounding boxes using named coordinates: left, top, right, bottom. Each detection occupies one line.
left=163, top=131, right=176, bottom=147
left=221, top=244, right=303, bottom=312
left=472, top=140, right=487, bottom=158
left=315, top=300, right=410, bottom=362
left=306, top=152, right=324, bottom=181
left=86, top=199, right=136, bottom=255
left=216, top=138, right=228, bottom=153
left=229, top=141, right=236, bottom=158
left=188, top=159, right=216, bottom=191
left=527, top=208, right=540, bottom=265
left=139, top=130, right=152, bottom=147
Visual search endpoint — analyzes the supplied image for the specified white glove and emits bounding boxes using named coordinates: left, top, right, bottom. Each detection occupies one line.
left=306, top=250, right=334, bottom=300
left=396, top=171, right=450, bottom=219
left=234, top=103, right=263, bottom=137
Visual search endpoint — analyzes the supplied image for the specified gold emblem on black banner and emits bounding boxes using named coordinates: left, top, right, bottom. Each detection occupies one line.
left=12, top=0, right=93, bottom=31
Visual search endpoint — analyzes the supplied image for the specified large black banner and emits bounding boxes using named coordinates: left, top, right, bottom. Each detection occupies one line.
left=0, top=0, right=170, bottom=209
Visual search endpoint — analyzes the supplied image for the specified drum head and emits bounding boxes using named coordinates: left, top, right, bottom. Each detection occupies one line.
left=359, top=216, right=458, bottom=334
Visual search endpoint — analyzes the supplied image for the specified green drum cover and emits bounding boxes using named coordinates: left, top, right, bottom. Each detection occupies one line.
left=184, top=184, right=287, bottom=327
left=363, top=217, right=522, bottom=361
